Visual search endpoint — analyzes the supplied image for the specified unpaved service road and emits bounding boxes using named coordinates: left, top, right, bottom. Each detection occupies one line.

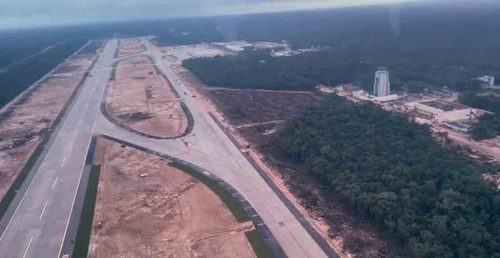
left=90, top=139, right=255, bottom=257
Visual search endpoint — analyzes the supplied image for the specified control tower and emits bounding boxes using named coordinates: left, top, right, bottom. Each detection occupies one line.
left=373, top=67, right=390, bottom=96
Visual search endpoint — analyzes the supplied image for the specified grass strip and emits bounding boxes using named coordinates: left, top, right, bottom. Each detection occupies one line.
left=109, top=62, right=117, bottom=81
left=113, top=46, right=120, bottom=59
left=245, top=229, right=276, bottom=258
left=72, top=165, right=101, bottom=258
left=169, top=161, right=251, bottom=223
left=179, top=102, right=194, bottom=137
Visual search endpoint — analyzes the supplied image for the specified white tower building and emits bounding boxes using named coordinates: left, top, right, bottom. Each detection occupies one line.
left=373, top=67, right=390, bottom=96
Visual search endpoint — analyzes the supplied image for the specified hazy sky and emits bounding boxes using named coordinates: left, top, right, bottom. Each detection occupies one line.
left=0, top=0, right=417, bottom=29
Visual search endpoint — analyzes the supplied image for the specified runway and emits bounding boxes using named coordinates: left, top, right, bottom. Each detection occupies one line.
left=0, top=40, right=117, bottom=258
left=0, top=37, right=333, bottom=258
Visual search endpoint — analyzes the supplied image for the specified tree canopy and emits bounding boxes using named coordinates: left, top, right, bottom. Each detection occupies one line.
left=273, top=95, right=500, bottom=257
left=186, top=3, right=500, bottom=92
left=0, top=40, right=86, bottom=108
left=460, top=93, right=500, bottom=140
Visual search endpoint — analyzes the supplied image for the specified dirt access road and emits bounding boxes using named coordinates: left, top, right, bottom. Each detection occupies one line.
left=89, top=139, right=255, bottom=257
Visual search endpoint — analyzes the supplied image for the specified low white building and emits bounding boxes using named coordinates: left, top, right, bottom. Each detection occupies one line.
left=443, top=121, right=471, bottom=133
left=477, top=75, right=495, bottom=86
left=271, top=50, right=300, bottom=57
left=348, top=88, right=399, bottom=103
left=405, top=100, right=483, bottom=122
left=371, top=94, right=399, bottom=103
left=352, top=90, right=371, bottom=101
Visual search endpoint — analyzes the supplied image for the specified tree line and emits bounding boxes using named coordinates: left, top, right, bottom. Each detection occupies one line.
left=459, top=93, right=500, bottom=140
left=0, top=18, right=226, bottom=109
left=0, top=40, right=86, bottom=109
left=184, top=42, right=496, bottom=93
left=184, top=3, right=500, bottom=92
left=271, top=95, right=500, bottom=257
left=183, top=49, right=319, bottom=91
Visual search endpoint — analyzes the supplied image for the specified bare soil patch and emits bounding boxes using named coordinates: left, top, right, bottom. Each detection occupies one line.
left=89, top=139, right=256, bottom=258
left=117, top=38, right=145, bottom=58
left=106, top=55, right=188, bottom=138
left=157, top=44, right=227, bottom=61
left=207, top=90, right=323, bottom=126
left=0, top=51, right=98, bottom=200
left=175, top=66, right=324, bottom=126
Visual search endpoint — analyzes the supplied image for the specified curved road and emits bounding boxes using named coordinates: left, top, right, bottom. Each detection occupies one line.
left=0, top=38, right=334, bottom=258
left=97, top=40, right=331, bottom=258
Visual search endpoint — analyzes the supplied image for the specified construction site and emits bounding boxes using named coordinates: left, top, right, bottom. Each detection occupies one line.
left=0, top=41, right=102, bottom=201
left=0, top=37, right=331, bottom=258
left=158, top=43, right=227, bottom=61
left=88, top=138, right=256, bottom=257
left=105, top=40, right=188, bottom=138
left=156, top=40, right=289, bottom=63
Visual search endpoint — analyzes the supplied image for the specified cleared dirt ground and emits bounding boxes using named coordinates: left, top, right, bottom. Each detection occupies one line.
left=106, top=55, right=188, bottom=138
left=89, top=139, right=256, bottom=258
left=207, top=89, right=323, bottom=126
left=0, top=43, right=100, bottom=200
left=117, top=38, right=145, bottom=58
left=158, top=44, right=227, bottom=61
left=175, top=66, right=324, bottom=127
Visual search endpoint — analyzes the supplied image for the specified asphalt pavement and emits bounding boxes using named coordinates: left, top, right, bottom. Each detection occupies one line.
left=0, top=39, right=117, bottom=258
left=0, top=37, right=333, bottom=258
left=97, top=39, right=331, bottom=258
